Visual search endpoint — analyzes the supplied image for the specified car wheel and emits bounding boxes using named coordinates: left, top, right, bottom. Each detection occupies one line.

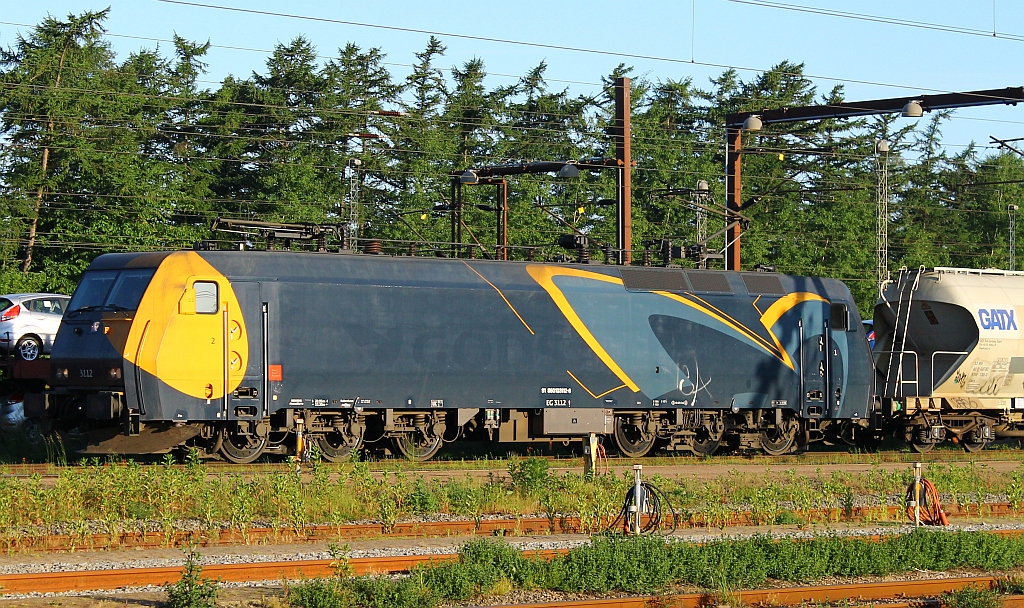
left=15, top=336, right=42, bottom=361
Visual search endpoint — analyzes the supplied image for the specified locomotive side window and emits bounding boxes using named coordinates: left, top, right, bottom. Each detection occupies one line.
left=194, top=281, right=219, bottom=314
left=106, top=269, right=156, bottom=311
left=830, top=302, right=850, bottom=331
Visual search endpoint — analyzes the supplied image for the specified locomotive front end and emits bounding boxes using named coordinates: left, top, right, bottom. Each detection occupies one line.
left=28, top=250, right=255, bottom=455
left=29, top=253, right=170, bottom=440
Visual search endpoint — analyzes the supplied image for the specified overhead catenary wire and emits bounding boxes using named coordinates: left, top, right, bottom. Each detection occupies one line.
left=147, top=0, right=1024, bottom=103
left=727, top=0, right=1024, bottom=44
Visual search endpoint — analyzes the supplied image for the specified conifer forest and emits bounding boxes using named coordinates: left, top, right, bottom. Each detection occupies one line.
left=2, top=9, right=1023, bottom=311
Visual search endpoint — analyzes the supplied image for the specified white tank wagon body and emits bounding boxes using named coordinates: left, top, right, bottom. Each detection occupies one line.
left=874, top=267, right=1024, bottom=452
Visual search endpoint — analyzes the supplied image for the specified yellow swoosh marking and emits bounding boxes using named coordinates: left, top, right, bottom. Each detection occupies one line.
left=527, top=263, right=828, bottom=379
left=566, top=369, right=627, bottom=399
left=462, top=261, right=534, bottom=335
left=654, top=290, right=828, bottom=371
left=526, top=265, right=640, bottom=392
left=659, top=290, right=778, bottom=352
left=758, top=291, right=829, bottom=369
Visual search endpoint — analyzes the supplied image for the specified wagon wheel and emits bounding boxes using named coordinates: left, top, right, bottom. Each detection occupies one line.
left=316, top=426, right=364, bottom=462
left=613, top=416, right=655, bottom=458
left=759, top=415, right=798, bottom=456
left=392, top=430, right=442, bottom=461
left=961, top=427, right=989, bottom=453
left=219, top=425, right=268, bottom=464
left=909, top=425, right=941, bottom=454
left=910, top=439, right=935, bottom=454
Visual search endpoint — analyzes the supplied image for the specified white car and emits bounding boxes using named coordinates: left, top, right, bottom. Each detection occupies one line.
left=0, top=293, right=71, bottom=361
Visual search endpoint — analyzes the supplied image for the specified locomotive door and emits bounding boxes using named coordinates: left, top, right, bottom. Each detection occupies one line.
left=800, top=305, right=847, bottom=417
left=801, top=321, right=829, bottom=418
left=227, top=282, right=265, bottom=420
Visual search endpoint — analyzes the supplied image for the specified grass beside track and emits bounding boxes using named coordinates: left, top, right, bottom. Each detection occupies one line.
left=281, top=530, right=1024, bottom=608
left=0, top=454, right=1022, bottom=541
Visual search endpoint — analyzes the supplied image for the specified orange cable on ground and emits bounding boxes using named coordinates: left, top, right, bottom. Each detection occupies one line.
left=906, top=477, right=949, bottom=526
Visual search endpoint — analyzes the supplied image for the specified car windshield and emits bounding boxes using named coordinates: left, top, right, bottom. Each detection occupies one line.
left=0, top=298, right=11, bottom=314
left=68, top=269, right=156, bottom=314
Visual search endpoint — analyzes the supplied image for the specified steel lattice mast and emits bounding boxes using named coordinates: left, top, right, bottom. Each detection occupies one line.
left=876, top=140, right=891, bottom=294
left=1009, top=200, right=1018, bottom=271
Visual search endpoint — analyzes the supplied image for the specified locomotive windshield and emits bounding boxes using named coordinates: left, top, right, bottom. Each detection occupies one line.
left=68, top=268, right=156, bottom=315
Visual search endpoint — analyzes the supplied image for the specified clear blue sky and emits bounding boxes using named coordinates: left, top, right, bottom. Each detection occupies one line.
left=4, top=1, right=1024, bottom=153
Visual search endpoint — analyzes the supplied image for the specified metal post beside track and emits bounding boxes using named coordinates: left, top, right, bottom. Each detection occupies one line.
left=632, top=464, right=643, bottom=535
left=584, top=433, right=598, bottom=477
left=913, top=461, right=922, bottom=527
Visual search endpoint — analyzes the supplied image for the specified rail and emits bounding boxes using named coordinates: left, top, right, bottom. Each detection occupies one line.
left=3, top=558, right=1019, bottom=604
left=0, top=503, right=1019, bottom=554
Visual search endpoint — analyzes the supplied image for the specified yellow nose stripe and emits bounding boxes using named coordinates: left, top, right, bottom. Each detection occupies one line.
left=121, top=251, right=249, bottom=400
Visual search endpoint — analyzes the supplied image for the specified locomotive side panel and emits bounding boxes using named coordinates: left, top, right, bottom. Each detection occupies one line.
left=38, top=250, right=874, bottom=459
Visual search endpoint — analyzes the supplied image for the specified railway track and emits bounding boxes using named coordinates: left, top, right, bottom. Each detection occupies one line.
left=0, top=550, right=1019, bottom=608
left=6, top=503, right=1022, bottom=553
left=465, top=581, right=1024, bottom=608
left=0, top=549, right=565, bottom=594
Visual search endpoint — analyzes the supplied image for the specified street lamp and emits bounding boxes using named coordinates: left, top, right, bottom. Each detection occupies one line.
left=902, top=100, right=924, bottom=117
left=557, top=163, right=580, bottom=179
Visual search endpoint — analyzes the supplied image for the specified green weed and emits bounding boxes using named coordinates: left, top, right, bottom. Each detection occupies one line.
left=165, top=549, right=219, bottom=608
left=941, top=586, right=1001, bottom=608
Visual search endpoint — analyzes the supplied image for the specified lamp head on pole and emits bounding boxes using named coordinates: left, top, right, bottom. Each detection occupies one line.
left=875, top=139, right=890, bottom=153
left=902, top=100, right=924, bottom=118
left=459, top=170, right=479, bottom=184
left=557, top=163, right=580, bottom=179
left=742, top=115, right=763, bottom=131
left=696, top=179, right=710, bottom=193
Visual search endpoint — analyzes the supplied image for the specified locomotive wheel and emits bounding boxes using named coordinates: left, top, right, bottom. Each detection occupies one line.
left=316, top=427, right=364, bottom=462
left=392, top=431, right=442, bottom=461
left=759, top=415, right=798, bottom=456
left=691, top=415, right=724, bottom=456
left=219, top=426, right=268, bottom=464
left=691, top=433, right=720, bottom=456
left=613, top=416, right=655, bottom=458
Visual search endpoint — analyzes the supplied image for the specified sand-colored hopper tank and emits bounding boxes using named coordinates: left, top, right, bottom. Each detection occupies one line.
left=874, top=267, right=1024, bottom=451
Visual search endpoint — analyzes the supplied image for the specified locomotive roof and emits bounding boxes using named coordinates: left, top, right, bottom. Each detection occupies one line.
left=81, top=249, right=855, bottom=301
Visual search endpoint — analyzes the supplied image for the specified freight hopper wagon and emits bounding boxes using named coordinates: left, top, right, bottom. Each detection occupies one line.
left=26, top=251, right=874, bottom=462
left=874, top=267, right=1024, bottom=452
